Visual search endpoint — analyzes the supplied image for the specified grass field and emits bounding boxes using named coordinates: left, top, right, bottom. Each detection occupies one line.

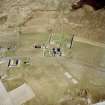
left=1, top=32, right=105, bottom=105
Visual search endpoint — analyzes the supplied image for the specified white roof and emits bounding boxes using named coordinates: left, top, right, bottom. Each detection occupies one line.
left=0, top=81, right=13, bottom=105
left=9, top=83, right=35, bottom=105
left=0, top=80, right=35, bottom=105
left=93, top=101, right=105, bottom=105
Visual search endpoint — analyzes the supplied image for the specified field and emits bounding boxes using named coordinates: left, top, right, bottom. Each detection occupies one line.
left=1, top=32, right=105, bottom=105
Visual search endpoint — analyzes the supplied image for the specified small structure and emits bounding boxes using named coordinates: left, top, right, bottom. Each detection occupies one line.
left=23, top=57, right=31, bottom=65
left=0, top=47, right=7, bottom=52
left=0, top=47, right=16, bottom=57
left=64, top=72, right=78, bottom=84
left=52, top=48, right=62, bottom=56
left=8, top=58, right=21, bottom=67
left=34, top=45, right=42, bottom=48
